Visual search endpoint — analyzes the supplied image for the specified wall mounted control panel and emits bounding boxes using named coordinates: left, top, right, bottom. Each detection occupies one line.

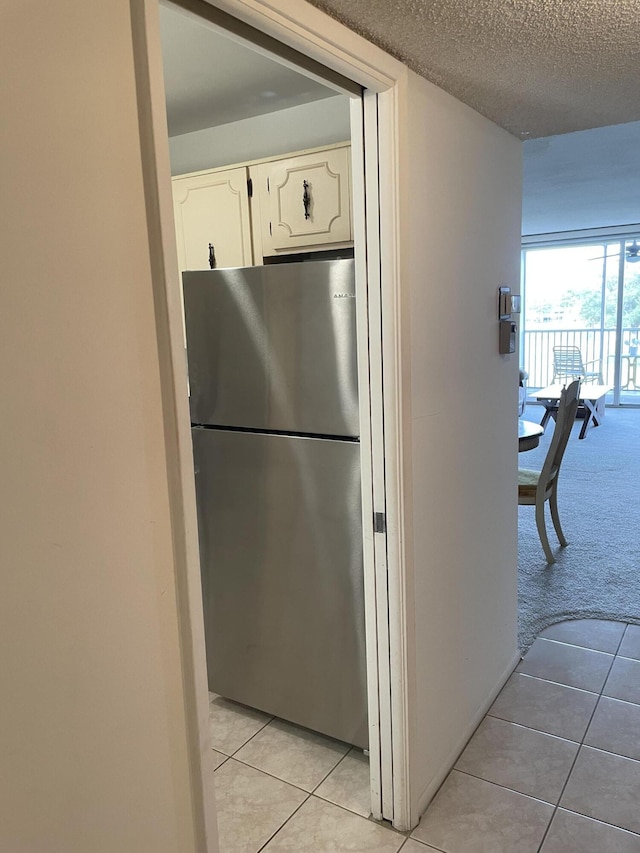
left=499, top=319, right=517, bottom=354
left=497, top=286, right=520, bottom=354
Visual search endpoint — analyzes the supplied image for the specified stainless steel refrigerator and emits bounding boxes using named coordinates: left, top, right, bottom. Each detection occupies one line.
left=183, top=259, right=368, bottom=748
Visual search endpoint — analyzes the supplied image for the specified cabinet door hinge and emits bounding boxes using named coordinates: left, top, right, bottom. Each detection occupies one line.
left=247, top=177, right=253, bottom=198
left=373, top=512, right=386, bottom=534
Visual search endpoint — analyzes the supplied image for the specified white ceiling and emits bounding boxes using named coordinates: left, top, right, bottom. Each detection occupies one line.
left=523, top=121, right=640, bottom=236
left=160, top=3, right=337, bottom=137
left=306, top=0, right=640, bottom=140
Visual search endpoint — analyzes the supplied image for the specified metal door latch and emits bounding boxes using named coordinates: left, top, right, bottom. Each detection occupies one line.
left=373, top=512, right=386, bottom=534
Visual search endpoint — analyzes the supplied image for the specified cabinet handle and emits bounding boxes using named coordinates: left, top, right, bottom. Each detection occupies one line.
left=208, top=243, right=217, bottom=269
left=303, top=180, right=311, bottom=220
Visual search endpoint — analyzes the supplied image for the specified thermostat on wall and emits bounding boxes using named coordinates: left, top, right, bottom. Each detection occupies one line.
left=498, top=286, right=521, bottom=319
left=498, top=286, right=512, bottom=320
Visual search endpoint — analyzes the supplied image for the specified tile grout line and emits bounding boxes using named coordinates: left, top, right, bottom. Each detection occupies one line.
left=213, top=726, right=385, bottom=846
left=451, top=767, right=556, bottom=807
left=210, top=705, right=385, bottom=845
left=215, top=738, right=354, bottom=798
left=255, top=789, right=313, bottom=853
left=254, top=791, right=407, bottom=852
left=411, top=624, right=640, bottom=851
left=310, top=745, right=355, bottom=795
left=613, top=652, right=640, bottom=663
left=534, top=626, right=624, bottom=852
left=228, top=725, right=355, bottom=796
left=411, top=632, right=613, bottom=851
left=221, top=753, right=311, bottom=793
left=514, top=669, right=612, bottom=693
left=536, top=636, right=624, bottom=655
left=226, top=713, right=274, bottom=758
left=209, top=711, right=344, bottom=851
left=554, top=803, right=640, bottom=839
left=212, top=623, right=640, bottom=851
left=613, top=623, right=629, bottom=656
left=226, top=747, right=377, bottom=819
left=514, top=670, right=600, bottom=694
left=443, top=625, right=630, bottom=851
left=397, top=834, right=446, bottom=852
left=485, top=711, right=585, bottom=742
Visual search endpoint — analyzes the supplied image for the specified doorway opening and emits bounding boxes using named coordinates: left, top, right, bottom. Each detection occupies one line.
left=154, top=0, right=391, bottom=838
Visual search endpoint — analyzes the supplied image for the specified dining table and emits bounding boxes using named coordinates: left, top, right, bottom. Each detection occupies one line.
left=532, top=383, right=612, bottom=439
left=518, top=418, right=544, bottom=452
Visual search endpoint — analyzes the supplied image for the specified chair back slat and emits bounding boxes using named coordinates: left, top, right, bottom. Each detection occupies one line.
left=539, top=379, right=581, bottom=496
left=554, top=346, right=584, bottom=372
left=552, top=345, right=601, bottom=383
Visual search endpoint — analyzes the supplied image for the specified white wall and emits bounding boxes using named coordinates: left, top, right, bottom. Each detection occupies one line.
left=0, top=3, right=209, bottom=851
left=397, top=70, right=522, bottom=815
left=523, top=121, right=640, bottom=236
left=0, top=0, right=523, bottom=841
left=169, top=95, right=351, bottom=175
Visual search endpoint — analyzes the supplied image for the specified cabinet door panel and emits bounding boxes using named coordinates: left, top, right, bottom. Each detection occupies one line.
left=172, top=167, right=253, bottom=271
left=261, top=146, right=352, bottom=253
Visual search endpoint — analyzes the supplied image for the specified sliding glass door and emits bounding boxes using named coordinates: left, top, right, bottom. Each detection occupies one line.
left=522, top=236, right=640, bottom=405
left=619, top=248, right=640, bottom=401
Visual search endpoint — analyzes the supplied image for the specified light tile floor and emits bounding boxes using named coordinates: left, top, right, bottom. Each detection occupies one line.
left=211, top=619, right=640, bottom=852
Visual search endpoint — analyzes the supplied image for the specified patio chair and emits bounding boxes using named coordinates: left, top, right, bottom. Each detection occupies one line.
left=552, top=345, right=602, bottom=384
left=518, top=379, right=580, bottom=563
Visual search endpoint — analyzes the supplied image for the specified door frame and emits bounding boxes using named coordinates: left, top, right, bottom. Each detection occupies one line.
left=131, top=0, right=412, bottom=842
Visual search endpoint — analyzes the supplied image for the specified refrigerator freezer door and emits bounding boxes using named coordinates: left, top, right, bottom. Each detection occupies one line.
left=193, top=427, right=367, bottom=748
left=183, top=259, right=359, bottom=437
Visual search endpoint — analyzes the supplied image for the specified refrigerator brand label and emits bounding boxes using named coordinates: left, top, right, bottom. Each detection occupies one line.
left=332, top=293, right=355, bottom=299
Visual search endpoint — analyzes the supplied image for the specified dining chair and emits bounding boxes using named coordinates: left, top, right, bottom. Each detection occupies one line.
left=518, top=379, right=580, bottom=563
left=552, top=345, right=602, bottom=384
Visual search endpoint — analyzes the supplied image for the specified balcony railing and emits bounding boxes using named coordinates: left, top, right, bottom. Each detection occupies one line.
left=523, top=328, right=640, bottom=400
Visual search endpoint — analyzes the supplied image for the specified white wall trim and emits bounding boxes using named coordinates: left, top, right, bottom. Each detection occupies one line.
left=360, top=90, right=394, bottom=823
left=415, top=648, right=521, bottom=818
left=523, top=223, right=640, bottom=246
left=132, top=1, right=217, bottom=849
left=375, top=83, right=414, bottom=832
left=349, top=94, right=383, bottom=822
left=201, top=0, right=405, bottom=91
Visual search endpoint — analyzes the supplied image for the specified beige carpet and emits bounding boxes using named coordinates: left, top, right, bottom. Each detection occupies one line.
left=518, top=405, right=640, bottom=651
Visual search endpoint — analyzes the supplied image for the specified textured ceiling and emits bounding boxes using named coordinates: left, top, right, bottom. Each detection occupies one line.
left=306, top=0, right=640, bottom=139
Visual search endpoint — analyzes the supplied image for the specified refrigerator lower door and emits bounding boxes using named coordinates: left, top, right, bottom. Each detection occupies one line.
left=192, top=427, right=367, bottom=748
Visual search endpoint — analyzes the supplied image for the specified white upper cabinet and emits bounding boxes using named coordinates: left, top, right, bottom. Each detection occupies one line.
left=171, top=144, right=353, bottom=268
left=253, top=144, right=352, bottom=256
left=172, top=167, right=253, bottom=272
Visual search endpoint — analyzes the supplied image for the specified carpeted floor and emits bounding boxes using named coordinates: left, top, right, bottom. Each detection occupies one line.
left=518, top=404, right=640, bottom=651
